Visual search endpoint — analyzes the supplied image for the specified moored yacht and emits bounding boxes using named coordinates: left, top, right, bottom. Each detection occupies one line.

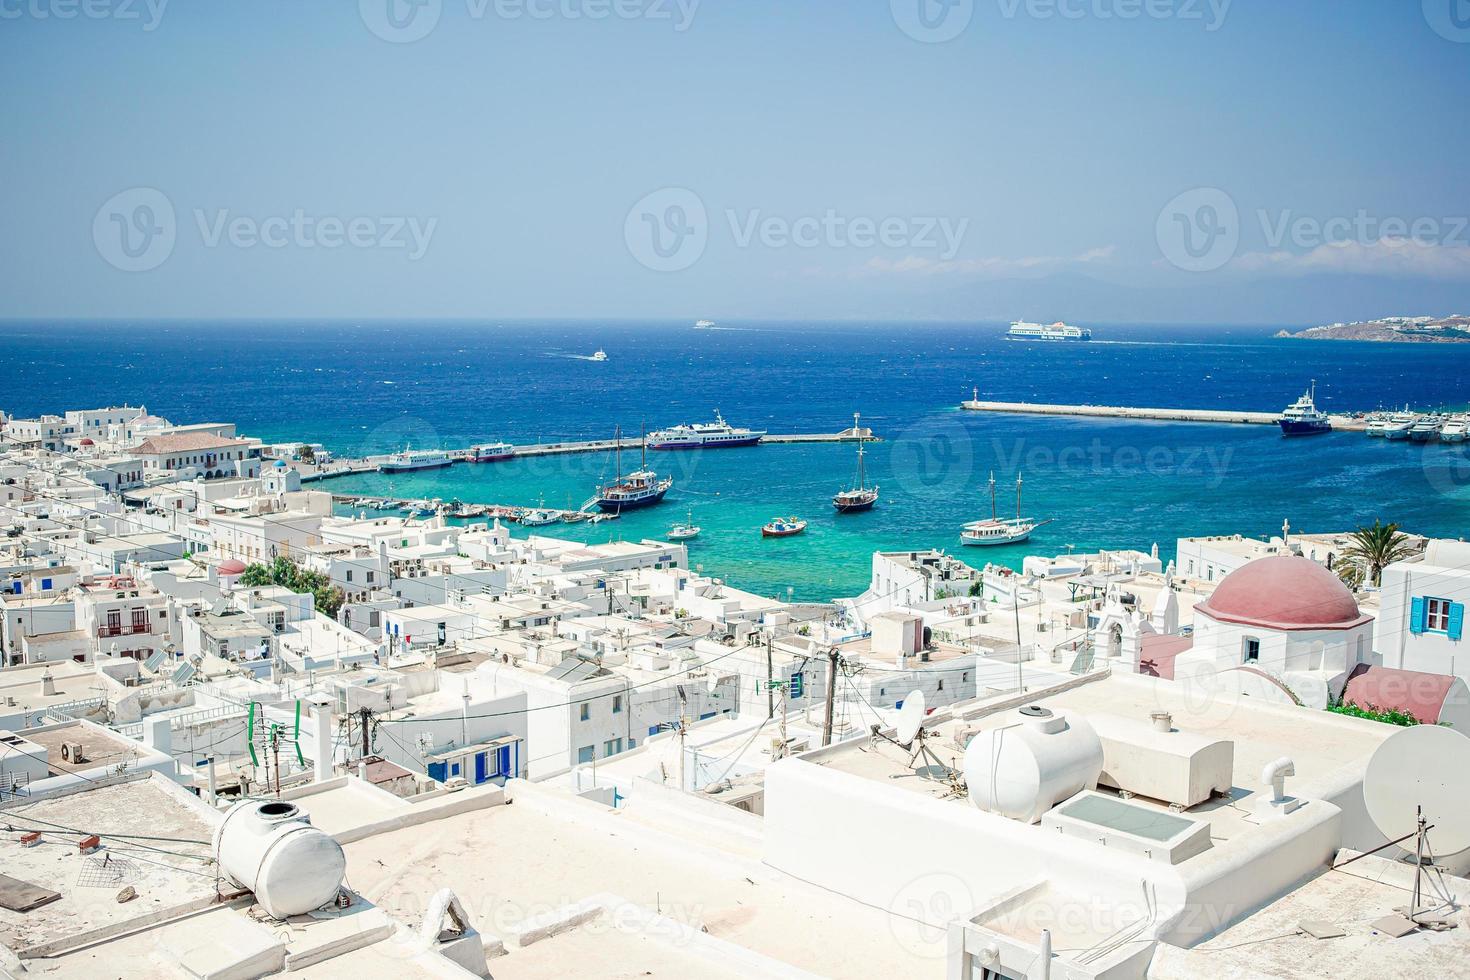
left=961, top=472, right=1051, bottom=547
left=1277, top=381, right=1332, bottom=437
left=647, top=410, right=765, bottom=449
left=1409, top=416, right=1444, bottom=443
left=1439, top=415, right=1469, bottom=443
left=1364, top=413, right=1390, bottom=437
left=1382, top=408, right=1418, bottom=440
left=592, top=425, right=672, bottom=512
left=832, top=412, right=878, bottom=513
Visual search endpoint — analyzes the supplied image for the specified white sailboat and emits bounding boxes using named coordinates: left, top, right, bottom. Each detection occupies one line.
left=961, top=472, right=1051, bottom=547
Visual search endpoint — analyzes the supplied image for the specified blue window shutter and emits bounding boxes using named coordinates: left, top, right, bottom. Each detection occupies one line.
left=1450, top=604, right=1465, bottom=642
left=1410, top=597, right=1426, bottom=635
left=41, top=578, right=52, bottom=591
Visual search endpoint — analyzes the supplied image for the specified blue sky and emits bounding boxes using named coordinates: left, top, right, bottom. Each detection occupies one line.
left=1, top=1, right=1466, bottom=324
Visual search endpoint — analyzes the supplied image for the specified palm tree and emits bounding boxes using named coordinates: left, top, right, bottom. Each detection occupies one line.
left=1342, top=519, right=1415, bottom=587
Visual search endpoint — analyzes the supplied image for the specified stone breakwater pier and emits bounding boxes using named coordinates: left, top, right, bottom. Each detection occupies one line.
left=959, top=397, right=1368, bottom=431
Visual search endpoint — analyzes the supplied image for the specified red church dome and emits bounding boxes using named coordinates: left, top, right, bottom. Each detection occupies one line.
left=1195, top=555, right=1370, bottom=631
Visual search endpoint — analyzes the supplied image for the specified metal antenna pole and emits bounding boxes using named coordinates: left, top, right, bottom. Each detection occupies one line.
left=766, top=633, right=775, bottom=719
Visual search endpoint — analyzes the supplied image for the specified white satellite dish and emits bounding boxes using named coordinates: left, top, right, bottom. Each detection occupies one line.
left=1364, top=724, right=1470, bottom=857
left=894, top=690, right=927, bottom=748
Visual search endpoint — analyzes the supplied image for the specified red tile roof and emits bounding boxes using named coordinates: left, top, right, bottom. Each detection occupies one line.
left=133, top=433, right=247, bottom=455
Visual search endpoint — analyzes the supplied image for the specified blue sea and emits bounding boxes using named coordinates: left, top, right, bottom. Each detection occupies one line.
left=5, top=321, right=1468, bottom=600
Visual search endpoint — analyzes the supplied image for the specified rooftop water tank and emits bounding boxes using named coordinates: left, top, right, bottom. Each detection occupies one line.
left=213, top=800, right=346, bottom=919
left=963, top=706, right=1103, bottom=824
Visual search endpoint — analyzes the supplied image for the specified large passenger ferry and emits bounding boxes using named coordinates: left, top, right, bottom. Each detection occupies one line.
left=646, top=410, right=765, bottom=450
left=1006, top=320, right=1092, bottom=342
left=378, top=447, right=452, bottom=473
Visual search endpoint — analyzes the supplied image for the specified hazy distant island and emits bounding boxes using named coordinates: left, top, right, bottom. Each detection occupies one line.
left=1276, top=314, right=1470, bottom=343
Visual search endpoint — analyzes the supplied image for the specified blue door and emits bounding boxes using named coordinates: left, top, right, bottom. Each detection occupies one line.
left=474, top=752, right=488, bottom=784
left=496, top=745, right=512, bottom=778
left=427, top=761, right=447, bottom=782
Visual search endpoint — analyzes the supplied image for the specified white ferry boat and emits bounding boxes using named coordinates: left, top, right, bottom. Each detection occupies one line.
left=647, top=410, right=766, bottom=450
left=378, top=447, right=452, bottom=473
left=1006, top=320, right=1092, bottom=342
left=694, top=320, right=716, bottom=329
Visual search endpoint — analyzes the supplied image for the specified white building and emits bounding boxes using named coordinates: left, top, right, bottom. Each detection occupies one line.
left=1377, top=537, right=1468, bottom=681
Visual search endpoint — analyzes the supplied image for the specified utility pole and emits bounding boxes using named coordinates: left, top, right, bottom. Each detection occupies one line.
left=358, top=706, right=372, bottom=759
left=822, top=646, right=840, bottom=746
left=766, top=633, right=775, bottom=719
left=270, top=729, right=281, bottom=799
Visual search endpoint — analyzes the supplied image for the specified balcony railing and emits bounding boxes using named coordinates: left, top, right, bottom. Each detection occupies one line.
left=97, top=621, right=151, bottom=638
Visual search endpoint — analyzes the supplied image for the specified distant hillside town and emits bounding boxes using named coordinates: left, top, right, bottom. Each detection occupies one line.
left=1278, top=314, right=1470, bottom=342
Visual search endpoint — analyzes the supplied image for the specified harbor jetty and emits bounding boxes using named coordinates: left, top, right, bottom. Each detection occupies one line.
left=299, top=426, right=879, bottom=483
left=959, top=394, right=1368, bottom=431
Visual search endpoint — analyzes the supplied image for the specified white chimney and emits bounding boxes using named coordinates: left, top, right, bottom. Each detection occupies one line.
left=39, top=673, right=56, bottom=697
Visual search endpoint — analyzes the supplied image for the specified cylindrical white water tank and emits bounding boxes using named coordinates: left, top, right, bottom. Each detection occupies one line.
left=214, top=800, right=347, bottom=919
left=963, top=707, right=1103, bottom=823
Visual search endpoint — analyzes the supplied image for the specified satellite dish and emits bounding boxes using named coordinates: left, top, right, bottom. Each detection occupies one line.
left=1364, top=725, right=1470, bottom=856
left=894, top=690, right=926, bottom=748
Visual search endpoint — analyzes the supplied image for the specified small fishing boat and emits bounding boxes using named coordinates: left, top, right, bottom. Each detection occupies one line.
left=520, top=498, right=560, bottom=526
left=762, top=516, right=807, bottom=538
left=560, top=510, right=592, bottom=523
left=832, top=412, right=878, bottom=513
left=961, top=472, right=1051, bottom=547
left=667, top=509, right=701, bottom=541
left=452, top=503, right=487, bottom=519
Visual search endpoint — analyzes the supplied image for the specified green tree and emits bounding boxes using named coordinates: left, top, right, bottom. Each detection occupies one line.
left=1341, top=519, right=1416, bottom=587
left=297, top=444, right=315, bottom=464
left=235, top=556, right=344, bottom=617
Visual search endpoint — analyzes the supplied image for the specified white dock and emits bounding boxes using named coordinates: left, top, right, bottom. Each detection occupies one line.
left=959, top=399, right=1368, bottom=431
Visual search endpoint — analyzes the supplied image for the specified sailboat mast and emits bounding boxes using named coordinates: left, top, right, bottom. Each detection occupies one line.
left=989, top=471, right=996, bottom=520
left=854, top=412, right=865, bottom=489
left=1016, top=472, right=1023, bottom=520
left=614, top=425, right=622, bottom=481
left=641, top=421, right=647, bottom=471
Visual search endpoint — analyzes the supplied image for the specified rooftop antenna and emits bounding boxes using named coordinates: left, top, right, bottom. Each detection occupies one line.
left=868, top=689, right=952, bottom=781
left=1356, top=725, right=1470, bottom=932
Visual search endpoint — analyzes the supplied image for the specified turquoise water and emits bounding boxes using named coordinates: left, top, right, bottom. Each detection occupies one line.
left=4, top=320, right=1467, bottom=600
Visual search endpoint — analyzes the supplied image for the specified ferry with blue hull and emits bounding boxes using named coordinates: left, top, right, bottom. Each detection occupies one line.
left=1007, top=320, right=1092, bottom=342
left=1278, top=382, right=1332, bottom=437
left=646, top=410, right=765, bottom=450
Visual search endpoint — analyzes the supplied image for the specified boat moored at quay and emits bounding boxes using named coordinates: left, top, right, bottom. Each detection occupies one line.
left=378, top=448, right=452, bottom=473
left=646, top=410, right=765, bottom=450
